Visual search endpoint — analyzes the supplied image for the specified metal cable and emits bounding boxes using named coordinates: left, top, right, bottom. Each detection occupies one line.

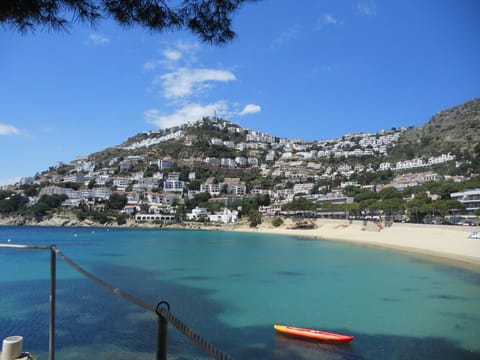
left=52, top=246, right=234, bottom=360
left=0, top=244, right=52, bottom=250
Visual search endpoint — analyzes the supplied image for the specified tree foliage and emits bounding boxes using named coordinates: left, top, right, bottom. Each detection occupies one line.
left=247, top=209, right=261, bottom=227
left=230, top=194, right=270, bottom=215
left=354, top=189, right=378, bottom=203
left=271, top=217, right=283, bottom=227
left=107, top=193, right=128, bottom=210
left=282, top=197, right=316, bottom=211
left=0, top=192, right=28, bottom=214
left=28, top=194, right=67, bottom=219
left=185, top=191, right=211, bottom=209
left=1, top=0, right=256, bottom=44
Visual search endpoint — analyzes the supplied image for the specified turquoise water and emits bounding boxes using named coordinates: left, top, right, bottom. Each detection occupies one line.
left=0, top=226, right=479, bottom=359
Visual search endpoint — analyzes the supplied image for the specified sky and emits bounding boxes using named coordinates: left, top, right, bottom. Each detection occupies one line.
left=1, top=0, right=479, bottom=185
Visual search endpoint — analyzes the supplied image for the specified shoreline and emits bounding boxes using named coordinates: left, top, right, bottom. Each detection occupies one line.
left=2, top=215, right=480, bottom=268
left=228, top=219, right=480, bottom=269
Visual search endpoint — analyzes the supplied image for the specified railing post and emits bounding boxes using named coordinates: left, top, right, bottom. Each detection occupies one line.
left=49, top=245, right=56, bottom=360
left=156, top=301, right=170, bottom=360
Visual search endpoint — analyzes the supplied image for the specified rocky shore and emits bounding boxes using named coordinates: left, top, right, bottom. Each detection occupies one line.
left=0, top=213, right=235, bottom=230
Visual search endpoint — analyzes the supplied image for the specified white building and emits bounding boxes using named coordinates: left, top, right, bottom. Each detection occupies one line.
left=450, top=189, right=480, bottom=214
left=63, top=173, right=86, bottom=183
left=186, top=207, right=210, bottom=221
left=135, top=214, right=175, bottom=222
left=379, top=162, right=392, bottom=171
left=293, top=183, right=314, bottom=195
left=221, top=158, right=236, bottom=167
left=247, top=157, right=259, bottom=166
left=113, top=177, right=129, bottom=190
left=208, top=208, right=238, bottom=223
left=428, top=153, right=456, bottom=165
left=163, top=180, right=185, bottom=193
left=265, top=151, right=275, bottom=162
left=200, top=182, right=221, bottom=196
left=211, top=138, right=224, bottom=146
left=235, top=157, right=247, bottom=166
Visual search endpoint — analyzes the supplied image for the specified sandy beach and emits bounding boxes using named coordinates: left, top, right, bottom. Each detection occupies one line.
left=2, top=214, right=479, bottom=267
left=230, top=219, right=480, bottom=267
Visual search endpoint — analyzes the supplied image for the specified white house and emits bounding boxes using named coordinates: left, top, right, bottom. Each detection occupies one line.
left=208, top=208, right=238, bottom=223
left=186, top=207, right=210, bottom=221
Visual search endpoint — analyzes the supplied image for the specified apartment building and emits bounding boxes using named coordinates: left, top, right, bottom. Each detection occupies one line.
left=450, top=189, right=480, bottom=213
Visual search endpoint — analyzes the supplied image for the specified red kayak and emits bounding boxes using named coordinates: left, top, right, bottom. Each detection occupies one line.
left=274, top=324, right=354, bottom=343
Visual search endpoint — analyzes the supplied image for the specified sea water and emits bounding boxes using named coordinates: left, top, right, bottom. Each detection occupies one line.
left=0, top=226, right=479, bottom=359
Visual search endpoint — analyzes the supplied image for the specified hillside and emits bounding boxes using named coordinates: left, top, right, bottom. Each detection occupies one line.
left=389, top=98, right=480, bottom=160
left=2, top=99, right=480, bottom=228
left=81, top=100, right=480, bottom=184
left=89, top=118, right=247, bottom=166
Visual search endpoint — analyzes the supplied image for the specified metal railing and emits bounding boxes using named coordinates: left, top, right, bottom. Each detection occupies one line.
left=0, top=244, right=233, bottom=360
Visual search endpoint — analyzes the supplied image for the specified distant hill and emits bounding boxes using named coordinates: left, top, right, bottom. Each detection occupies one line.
left=389, top=98, right=480, bottom=160
left=89, top=118, right=247, bottom=168
left=78, top=99, right=480, bottom=178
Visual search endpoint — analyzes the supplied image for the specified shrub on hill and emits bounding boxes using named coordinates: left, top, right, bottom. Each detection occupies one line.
left=271, top=217, right=284, bottom=227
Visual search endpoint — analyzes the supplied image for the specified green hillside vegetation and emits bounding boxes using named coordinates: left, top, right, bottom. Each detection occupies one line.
left=389, top=98, right=480, bottom=161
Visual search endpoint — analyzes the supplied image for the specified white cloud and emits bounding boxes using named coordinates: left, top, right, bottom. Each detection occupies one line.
left=0, top=123, right=20, bottom=135
left=143, top=41, right=260, bottom=129
left=175, top=41, right=201, bottom=54
left=163, top=49, right=182, bottom=62
left=145, top=41, right=200, bottom=71
left=271, top=25, right=302, bottom=49
left=239, top=104, right=261, bottom=116
left=143, top=60, right=162, bottom=72
left=144, top=49, right=184, bottom=72
left=84, top=33, right=111, bottom=46
left=157, top=68, right=236, bottom=99
left=323, top=14, right=341, bottom=25
left=145, top=101, right=229, bottom=129
left=315, top=13, right=344, bottom=30
left=357, top=0, right=377, bottom=16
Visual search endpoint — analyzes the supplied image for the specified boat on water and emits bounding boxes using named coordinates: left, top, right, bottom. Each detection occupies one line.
left=274, top=324, right=354, bottom=343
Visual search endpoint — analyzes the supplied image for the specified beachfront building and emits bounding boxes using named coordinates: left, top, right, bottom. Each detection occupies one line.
left=258, top=202, right=283, bottom=216
left=450, top=189, right=480, bottom=214
left=135, top=213, right=175, bottom=222
left=305, top=191, right=354, bottom=205
left=208, top=208, right=239, bottom=223
left=186, top=206, right=210, bottom=221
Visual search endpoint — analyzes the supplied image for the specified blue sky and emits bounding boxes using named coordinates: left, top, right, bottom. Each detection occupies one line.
left=1, top=0, right=479, bottom=185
